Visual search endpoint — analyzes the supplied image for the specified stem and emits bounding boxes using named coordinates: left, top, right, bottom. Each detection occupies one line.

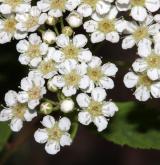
left=60, top=17, right=64, bottom=30
left=53, top=26, right=59, bottom=36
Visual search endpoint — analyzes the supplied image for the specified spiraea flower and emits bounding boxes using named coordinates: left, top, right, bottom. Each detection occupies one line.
left=77, top=87, right=118, bottom=132
left=83, top=7, right=126, bottom=43
left=116, top=0, right=160, bottom=22
left=16, top=6, right=47, bottom=33
left=49, top=34, right=92, bottom=63
left=37, top=0, right=80, bottom=18
left=50, top=59, right=90, bottom=97
left=77, top=0, right=113, bottom=17
left=86, top=56, right=118, bottom=92
left=18, top=72, right=46, bottom=109
left=0, top=90, right=37, bottom=132
left=122, top=16, right=160, bottom=50
left=34, top=115, right=72, bottom=155
left=124, top=71, right=160, bottom=101
left=0, top=15, right=27, bottom=44
left=16, top=33, right=48, bottom=67
left=0, top=0, right=31, bottom=14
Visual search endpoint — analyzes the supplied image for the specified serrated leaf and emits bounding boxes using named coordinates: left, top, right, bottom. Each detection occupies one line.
left=0, top=123, right=11, bottom=152
left=101, top=102, right=160, bottom=149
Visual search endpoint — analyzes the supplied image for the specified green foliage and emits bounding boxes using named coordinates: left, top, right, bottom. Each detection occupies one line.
left=101, top=102, right=160, bottom=149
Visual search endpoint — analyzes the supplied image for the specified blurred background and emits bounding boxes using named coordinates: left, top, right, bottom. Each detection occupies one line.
left=0, top=40, right=160, bottom=165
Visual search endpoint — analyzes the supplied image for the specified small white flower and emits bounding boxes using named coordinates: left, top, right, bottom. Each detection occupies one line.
left=17, top=33, right=48, bottom=67
left=42, top=30, right=57, bottom=44
left=0, top=15, right=27, bottom=44
left=34, top=115, right=72, bottom=155
left=49, top=34, right=92, bottom=63
left=60, top=99, right=75, bottom=113
left=86, top=56, right=118, bottom=92
left=77, top=0, right=113, bottom=17
left=77, top=87, right=118, bottom=132
left=83, top=7, right=126, bottom=43
left=18, top=71, right=46, bottom=109
left=124, top=71, right=160, bottom=101
left=122, top=16, right=160, bottom=50
left=0, top=90, right=37, bottom=132
left=16, top=6, right=47, bottom=33
left=37, top=0, right=80, bottom=18
left=0, top=0, right=31, bottom=14
left=50, top=59, right=90, bottom=97
left=116, top=0, right=160, bottom=21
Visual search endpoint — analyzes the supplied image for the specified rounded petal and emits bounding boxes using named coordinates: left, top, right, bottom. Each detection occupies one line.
left=24, top=110, right=37, bottom=122
left=41, top=115, right=55, bottom=128
left=122, top=35, right=135, bottom=49
left=124, top=72, right=139, bottom=88
left=91, top=87, right=106, bottom=102
left=58, top=117, right=71, bottom=131
left=76, top=93, right=91, bottom=108
left=91, top=31, right=105, bottom=43
left=151, top=82, right=160, bottom=98
left=60, top=133, right=72, bottom=146
left=105, top=32, right=120, bottom=43
left=5, top=90, right=17, bottom=107
left=73, top=34, right=88, bottom=48
left=34, top=128, right=48, bottom=144
left=101, top=62, right=118, bottom=76
left=99, top=77, right=114, bottom=89
left=10, top=118, right=23, bottom=132
left=45, top=141, right=60, bottom=155
left=0, top=108, right=12, bottom=121
left=62, top=86, right=77, bottom=97
left=93, top=116, right=108, bottom=132
left=56, top=34, right=69, bottom=48
left=134, top=86, right=150, bottom=101
left=78, top=111, right=92, bottom=125
left=132, top=58, right=148, bottom=73
left=147, top=68, right=160, bottom=81
left=102, top=102, right=118, bottom=117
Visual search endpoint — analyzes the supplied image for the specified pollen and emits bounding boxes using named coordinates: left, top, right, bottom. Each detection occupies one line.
left=12, top=103, right=27, bottom=119
left=87, top=101, right=102, bottom=117
left=28, top=86, right=41, bottom=100
left=25, top=16, right=38, bottom=30
left=4, top=18, right=17, bottom=33
left=133, top=26, right=149, bottom=41
left=131, top=0, right=145, bottom=6
left=98, top=19, right=115, bottom=34
left=50, top=0, right=66, bottom=10
left=87, top=67, right=103, bottom=82
left=138, top=74, right=152, bottom=87
left=6, top=0, right=22, bottom=9
left=27, top=44, right=41, bottom=59
left=83, top=0, right=98, bottom=9
left=146, top=54, right=160, bottom=68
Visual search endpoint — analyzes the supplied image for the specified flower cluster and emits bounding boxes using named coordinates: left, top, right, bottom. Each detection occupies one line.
left=0, top=0, right=160, bottom=155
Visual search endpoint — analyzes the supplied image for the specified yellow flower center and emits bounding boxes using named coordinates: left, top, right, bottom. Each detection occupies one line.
left=98, top=19, right=115, bottom=34
left=5, top=0, right=22, bottom=8
left=133, top=26, right=149, bottom=41
left=83, top=0, right=98, bottom=9
left=146, top=54, right=160, bottom=68
left=131, top=0, right=145, bottom=6
left=87, top=67, right=103, bottom=82
left=4, top=18, right=17, bottom=33
left=28, top=86, right=41, bottom=100
left=27, top=45, right=41, bottom=59
left=138, top=74, right=152, bottom=87
left=38, top=60, right=56, bottom=75
left=50, top=0, right=66, bottom=10
left=62, top=44, right=80, bottom=59
left=87, top=101, right=102, bottom=117
left=64, top=70, right=80, bottom=86
left=12, top=103, right=27, bottom=119
left=25, top=16, right=38, bottom=30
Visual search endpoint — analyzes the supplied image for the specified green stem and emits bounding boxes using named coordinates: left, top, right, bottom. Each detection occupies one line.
left=54, top=26, right=59, bottom=35
left=60, top=17, right=64, bottom=30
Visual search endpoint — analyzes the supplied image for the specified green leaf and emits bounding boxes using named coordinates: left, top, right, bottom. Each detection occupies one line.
left=101, top=102, right=160, bottom=149
left=0, top=123, right=11, bottom=152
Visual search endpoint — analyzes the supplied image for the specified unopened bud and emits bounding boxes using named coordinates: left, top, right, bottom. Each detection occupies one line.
left=42, top=30, right=56, bottom=44
left=60, top=99, right=74, bottom=113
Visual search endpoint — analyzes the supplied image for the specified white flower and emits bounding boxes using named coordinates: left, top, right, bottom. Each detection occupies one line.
left=16, top=6, right=47, bottom=33
left=122, top=16, right=160, bottom=50
left=0, top=0, right=31, bottom=14
left=132, top=46, right=160, bottom=81
left=0, top=15, right=27, bottom=44
left=42, top=30, right=57, bottom=44
left=124, top=71, right=160, bottom=101
left=83, top=7, right=126, bottom=43
left=37, top=0, right=80, bottom=18
left=49, top=34, right=92, bottom=63
left=34, top=115, right=72, bottom=155
left=0, top=90, right=37, bottom=132
left=77, top=87, right=118, bottom=132
left=86, top=56, right=118, bottom=92
left=17, top=33, right=48, bottom=67
left=50, top=59, right=90, bottom=97
left=116, top=0, right=160, bottom=22
left=77, top=0, right=113, bottom=17
left=60, top=99, right=75, bottom=113
left=18, top=71, right=46, bottom=109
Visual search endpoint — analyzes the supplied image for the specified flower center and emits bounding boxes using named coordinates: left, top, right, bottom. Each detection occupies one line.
left=4, top=18, right=17, bottom=33
left=133, top=26, right=149, bottom=41
left=87, top=67, right=103, bottom=82
left=146, top=54, right=160, bottom=68
left=47, top=125, right=63, bottom=141
left=25, top=16, right=38, bottom=30
left=87, top=101, right=102, bottom=117
left=64, top=70, right=80, bottom=86
left=38, top=60, right=56, bottom=75
left=131, top=0, right=145, bottom=6
left=138, top=74, right=152, bottom=87
left=98, top=19, right=115, bottom=33
left=5, top=0, right=22, bottom=8
left=12, top=103, right=27, bottom=119
left=62, top=44, right=80, bottom=59
left=83, top=0, right=98, bottom=8
left=27, top=44, right=40, bottom=59
left=28, top=86, right=41, bottom=100
left=50, top=0, right=66, bottom=10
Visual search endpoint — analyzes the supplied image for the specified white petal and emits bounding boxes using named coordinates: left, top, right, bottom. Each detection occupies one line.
left=62, top=86, right=77, bottom=97
left=96, top=0, right=111, bottom=15
left=41, top=115, right=55, bottom=128
left=102, top=102, right=118, bottom=117
left=79, top=75, right=90, bottom=90
left=76, top=93, right=91, bottom=108
left=5, top=90, right=17, bottom=107
left=45, top=141, right=60, bottom=155
left=78, top=49, right=92, bottom=63
left=93, top=116, right=108, bottom=132
left=91, top=87, right=106, bottom=102
left=73, top=34, right=88, bottom=48
left=10, top=118, right=23, bottom=132
left=56, top=34, right=69, bottom=48
left=91, top=31, right=105, bottom=43
left=99, top=77, right=114, bottom=89
left=34, top=128, right=48, bottom=144
left=60, top=133, right=72, bottom=146
left=132, top=58, right=148, bottom=73
left=77, top=4, right=92, bottom=17
left=134, top=86, right=150, bottom=101
left=101, top=62, right=118, bottom=76
left=78, top=111, right=92, bottom=125
left=83, top=20, right=98, bottom=33
left=58, top=117, right=71, bottom=131
left=0, top=108, right=12, bottom=121
left=106, top=32, right=120, bottom=43
left=24, top=110, right=37, bottom=122
left=145, top=0, right=160, bottom=12
left=147, top=68, right=160, bottom=81
left=51, top=76, right=65, bottom=88
left=122, top=36, right=135, bottom=49
left=151, top=82, right=160, bottom=98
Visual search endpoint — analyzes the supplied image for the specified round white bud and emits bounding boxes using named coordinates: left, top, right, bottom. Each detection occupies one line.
left=66, top=11, right=83, bottom=28
left=60, top=99, right=75, bottom=113
left=42, top=30, right=56, bottom=44
left=46, top=16, right=57, bottom=26
left=47, top=79, right=58, bottom=92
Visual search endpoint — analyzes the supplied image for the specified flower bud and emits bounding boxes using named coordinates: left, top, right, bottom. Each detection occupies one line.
left=62, top=26, right=73, bottom=37
left=60, top=99, right=74, bottom=113
left=66, top=11, right=83, bottom=28
left=40, top=102, right=53, bottom=115
left=47, top=79, right=58, bottom=92
left=42, top=30, right=56, bottom=44
left=46, top=16, right=57, bottom=26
